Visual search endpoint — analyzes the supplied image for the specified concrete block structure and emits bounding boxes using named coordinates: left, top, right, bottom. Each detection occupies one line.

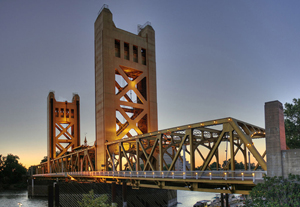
left=265, top=100, right=300, bottom=178
left=265, top=100, right=286, bottom=177
left=47, top=92, right=80, bottom=172
left=94, top=6, right=158, bottom=170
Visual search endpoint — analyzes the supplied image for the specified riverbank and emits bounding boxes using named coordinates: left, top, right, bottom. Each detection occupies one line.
left=0, top=181, right=27, bottom=191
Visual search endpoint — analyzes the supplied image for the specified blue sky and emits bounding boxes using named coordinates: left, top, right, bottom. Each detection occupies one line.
left=1, top=0, right=300, bottom=167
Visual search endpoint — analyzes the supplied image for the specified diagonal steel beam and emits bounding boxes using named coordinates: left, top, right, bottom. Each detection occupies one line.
left=230, top=120, right=267, bottom=171
left=168, top=134, right=188, bottom=171
left=144, top=138, right=159, bottom=171
left=201, top=130, right=225, bottom=171
left=120, top=143, right=133, bottom=171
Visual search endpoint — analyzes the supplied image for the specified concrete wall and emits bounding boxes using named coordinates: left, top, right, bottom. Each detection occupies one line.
left=282, top=149, right=300, bottom=177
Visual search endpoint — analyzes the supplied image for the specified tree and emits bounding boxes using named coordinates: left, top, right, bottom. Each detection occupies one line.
left=1, top=154, right=27, bottom=184
left=40, top=156, right=47, bottom=163
left=78, top=189, right=112, bottom=207
left=248, top=174, right=300, bottom=206
left=284, top=98, right=300, bottom=149
left=209, top=162, right=221, bottom=170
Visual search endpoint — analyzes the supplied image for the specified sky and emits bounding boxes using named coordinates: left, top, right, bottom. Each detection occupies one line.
left=1, top=0, right=300, bottom=168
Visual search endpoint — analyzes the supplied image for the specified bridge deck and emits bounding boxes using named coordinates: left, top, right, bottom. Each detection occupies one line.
left=33, top=170, right=266, bottom=194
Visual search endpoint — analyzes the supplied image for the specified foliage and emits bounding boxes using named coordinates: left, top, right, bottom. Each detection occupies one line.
left=78, top=189, right=112, bottom=207
left=284, top=98, right=300, bottom=149
left=248, top=174, right=300, bottom=206
left=40, top=156, right=47, bottom=163
left=196, top=160, right=257, bottom=171
left=222, top=159, right=256, bottom=170
left=209, top=162, right=221, bottom=170
left=0, top=154, right=27, bottom=185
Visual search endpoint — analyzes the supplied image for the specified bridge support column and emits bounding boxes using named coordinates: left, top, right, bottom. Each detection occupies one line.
left=122, top=182, right=127, bottom=207
left=112, top=182, right=116, bottom=204
left=221, top=193, right=224, bottom=207
left=225, top=193, right=229, bottom=207
left=265, top=101, right=286, bottom=177
left=55, top=183, right=60, bottom=207
left=48, top=185, right=53, bottom=207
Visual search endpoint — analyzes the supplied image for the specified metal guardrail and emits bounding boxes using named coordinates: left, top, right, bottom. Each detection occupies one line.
left=33, top=170, right=266, bottom=182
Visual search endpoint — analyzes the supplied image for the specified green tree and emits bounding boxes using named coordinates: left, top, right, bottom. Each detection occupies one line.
left=78, top=189, right=112, bottom=207
left=284, top=98, right=300, bottom=149
left=209, top=162, right=221, bottom=170
left=1, top=154, right=27, bottom=184
left=40, top=156, right=47, bottom=163
left=248, top=174, right=300, bottom=206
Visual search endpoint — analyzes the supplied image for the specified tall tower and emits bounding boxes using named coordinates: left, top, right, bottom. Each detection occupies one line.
left=47, top=92, right=80, bottom=172
left=94, top=6, right=158, bottom=170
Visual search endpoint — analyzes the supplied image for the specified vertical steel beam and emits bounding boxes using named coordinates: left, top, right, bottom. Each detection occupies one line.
left=188, top=129, right=195, bottom=171
left=119, top=144, right=122, bottom=171
left=229, top=130, right=235, bottom=171
left=159, top=134, right=163, bottom=171
left=136, top=140, right=140, bottom=171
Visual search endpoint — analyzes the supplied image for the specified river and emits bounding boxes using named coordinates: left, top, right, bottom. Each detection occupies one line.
left=0, top=190, right=217, bottom=207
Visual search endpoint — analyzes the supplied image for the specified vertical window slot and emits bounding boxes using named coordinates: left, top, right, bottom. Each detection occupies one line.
left=115, top=39, right=120, bottom=57
left=55, top=108, right=59, bottom=117
left=141, top=48, right=146, bottom=65
left=133, top=45, right=138, bottom=63
left=66, top=109, right=69, bottom=118
left=124, top=42, right=129, bottom=60
left=71, top=109, right=74, bottom=118
left=61, top=108, right=64, bottom=118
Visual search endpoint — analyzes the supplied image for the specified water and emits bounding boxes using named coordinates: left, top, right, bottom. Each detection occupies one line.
left=0, top=190, right=216, bottom=207
left=177, top=190, right=216, bottom=206
left=0, top=190, right=47, bottom=207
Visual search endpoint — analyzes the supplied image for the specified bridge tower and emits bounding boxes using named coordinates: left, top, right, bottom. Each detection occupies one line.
left=94, top=6, right=158, bottom=170
left=47, top=92, right=80, bottom=172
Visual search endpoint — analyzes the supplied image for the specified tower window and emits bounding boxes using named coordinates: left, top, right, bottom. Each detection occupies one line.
left=61, top=108, right=64, bottom=118
left=55, top=108, right=59, bottom=117
left=71, top=109, right=74, bottom=118
left=124, top=42, right=129, bottom=60
left=115, top=39, right=120, bottom=57
left=66, top=109, right=69, bottom=118
left=141, top=48, right=146, bottom=65
left=133, top=45, right=138, bottom=63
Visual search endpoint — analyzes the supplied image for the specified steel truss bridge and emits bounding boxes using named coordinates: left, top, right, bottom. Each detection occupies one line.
left=33, top=117, right=267, bottom=194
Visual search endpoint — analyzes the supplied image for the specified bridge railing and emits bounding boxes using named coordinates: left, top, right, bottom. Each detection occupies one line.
left=33, top=170, right=266, bottom=182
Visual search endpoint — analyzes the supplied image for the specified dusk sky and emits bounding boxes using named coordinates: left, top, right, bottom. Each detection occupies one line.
left=1, top=1, right=300, bottom=167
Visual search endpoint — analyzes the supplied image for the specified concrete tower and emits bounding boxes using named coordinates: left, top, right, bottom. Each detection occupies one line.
left=47, top=92, right=80, bottom=172
left=94, top=6, right=158, bottom=170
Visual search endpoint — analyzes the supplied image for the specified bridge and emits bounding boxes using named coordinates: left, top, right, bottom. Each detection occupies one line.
left=32, top=117, right=267, bottom=195
left=29, top=5, right=298, bottom=207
